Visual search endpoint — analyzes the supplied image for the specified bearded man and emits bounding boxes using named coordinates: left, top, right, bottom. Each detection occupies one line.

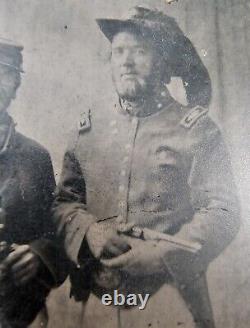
left=53, top=7, right=240, bottom=328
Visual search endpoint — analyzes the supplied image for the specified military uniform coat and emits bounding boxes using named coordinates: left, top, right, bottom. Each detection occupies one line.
left=53, top=93, right=240, bottom=327
left=0, top=113, right=66, bottom=327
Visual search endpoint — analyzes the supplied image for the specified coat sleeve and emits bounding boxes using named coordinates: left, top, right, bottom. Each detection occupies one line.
left=52, top=147, right=97, bottom=266
left=28, top=148, right=68, bottom=287
left=162, top=118, right=241, bottom=284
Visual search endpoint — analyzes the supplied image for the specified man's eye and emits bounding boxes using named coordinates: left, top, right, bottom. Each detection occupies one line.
left=113, top=48, right=123, bottom=55
left=135, top=48, right=146, bottom=55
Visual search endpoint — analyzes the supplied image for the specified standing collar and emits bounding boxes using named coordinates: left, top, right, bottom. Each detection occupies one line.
left=117, top=88, right=175, bottom=118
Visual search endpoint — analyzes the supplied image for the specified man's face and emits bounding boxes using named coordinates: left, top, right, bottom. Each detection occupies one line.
left=111, top=30, right=160, bottom=101
left=0, top=65, right=21, bottom=114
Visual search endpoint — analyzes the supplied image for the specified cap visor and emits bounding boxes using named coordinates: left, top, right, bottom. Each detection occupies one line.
left=0, top=61, right=24, bottom=73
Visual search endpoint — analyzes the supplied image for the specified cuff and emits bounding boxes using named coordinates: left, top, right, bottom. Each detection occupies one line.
left=30, top=239, right=61, bottom=288
left=63, top=209, right=97, bottom=265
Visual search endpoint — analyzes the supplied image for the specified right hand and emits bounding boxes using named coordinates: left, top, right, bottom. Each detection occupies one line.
left=3, top=244, right=42, bottom=286
left=85, top=220, right=133, bottom=260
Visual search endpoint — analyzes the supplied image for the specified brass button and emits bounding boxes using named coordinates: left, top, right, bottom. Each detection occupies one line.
left=132, top=117, right=137, bottom=125
left=119, top=185, right=125, bottom=192
left=67, top=216, right=72, bottom=223
left=121, top=170, right=126, bottom=177
left=123, top=156, right=129, bottom=163
left=112, top=128, right=118, bottom=135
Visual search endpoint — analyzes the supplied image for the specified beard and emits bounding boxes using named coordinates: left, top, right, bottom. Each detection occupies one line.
left=112, top=74, right=153, bottom=102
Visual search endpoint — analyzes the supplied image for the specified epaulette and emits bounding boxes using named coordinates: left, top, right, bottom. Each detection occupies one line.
left=180, top=106, right=208, bottom=129
left=78, top=109, right=91, bottom=134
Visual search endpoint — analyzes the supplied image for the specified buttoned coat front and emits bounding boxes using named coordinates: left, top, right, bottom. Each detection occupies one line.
left=53, top=95, right=240, bottom=327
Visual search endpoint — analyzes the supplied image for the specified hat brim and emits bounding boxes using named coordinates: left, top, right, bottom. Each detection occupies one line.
left=96, top=18, right=152, bottom=42
left=96, top=18, right=211, bottom=107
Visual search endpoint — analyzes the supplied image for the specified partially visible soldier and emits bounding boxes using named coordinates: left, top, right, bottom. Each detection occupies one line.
left=0, top=38, right=67, bottom=328
left=53, top=7, right=240, bottom=328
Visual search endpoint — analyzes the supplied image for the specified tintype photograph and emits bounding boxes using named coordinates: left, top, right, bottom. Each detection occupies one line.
left=0, top=1, right=249, bottom=328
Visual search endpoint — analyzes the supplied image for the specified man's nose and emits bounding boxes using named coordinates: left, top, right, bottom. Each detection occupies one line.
left=122, top=50, right=134, bottom=67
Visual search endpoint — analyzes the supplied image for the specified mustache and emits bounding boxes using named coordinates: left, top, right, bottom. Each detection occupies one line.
left=121, top=71, right=138, bottom=76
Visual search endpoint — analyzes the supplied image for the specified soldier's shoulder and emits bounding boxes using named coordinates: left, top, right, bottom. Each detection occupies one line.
left=180, top=105, right=220, bottom=133
left=177, top=106, right=223, bottom=151
left=65, top=106, right=95, bottom=152
left=71, top=96, right=115, bottom=137
left=15, top=132, right=49, bottom=157
left=14, top=132, right=52, bottom=166
left=179, top=105, right=209, bottom=129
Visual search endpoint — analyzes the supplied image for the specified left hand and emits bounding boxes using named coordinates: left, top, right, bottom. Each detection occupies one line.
left=85, top=221, right=133, bottom=260
left=101, top=237, right=173, bottom=277
left=3, top=244, right=41, bottom=286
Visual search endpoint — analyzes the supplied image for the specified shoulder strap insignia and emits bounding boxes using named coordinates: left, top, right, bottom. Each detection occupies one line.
left=180, top=106, right=208, bottom=128
left=78, top=109, right=91, bottom=134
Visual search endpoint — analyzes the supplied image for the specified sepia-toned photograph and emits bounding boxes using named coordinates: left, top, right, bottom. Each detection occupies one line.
left=0, top=1, right=249, bottom=327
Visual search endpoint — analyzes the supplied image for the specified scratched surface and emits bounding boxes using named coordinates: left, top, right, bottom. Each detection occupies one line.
left=0, top=1, right=249, bottom=327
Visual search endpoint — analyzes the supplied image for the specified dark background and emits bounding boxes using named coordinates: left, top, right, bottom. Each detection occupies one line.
left=0, top=1, right=249, bottom=327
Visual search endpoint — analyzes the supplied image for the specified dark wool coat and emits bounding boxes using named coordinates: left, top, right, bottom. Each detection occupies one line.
left=0, top=113, right=67, bottom=327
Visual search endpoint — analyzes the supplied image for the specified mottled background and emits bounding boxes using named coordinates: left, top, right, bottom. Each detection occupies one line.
left=0, top=0, right=249, bottom=327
